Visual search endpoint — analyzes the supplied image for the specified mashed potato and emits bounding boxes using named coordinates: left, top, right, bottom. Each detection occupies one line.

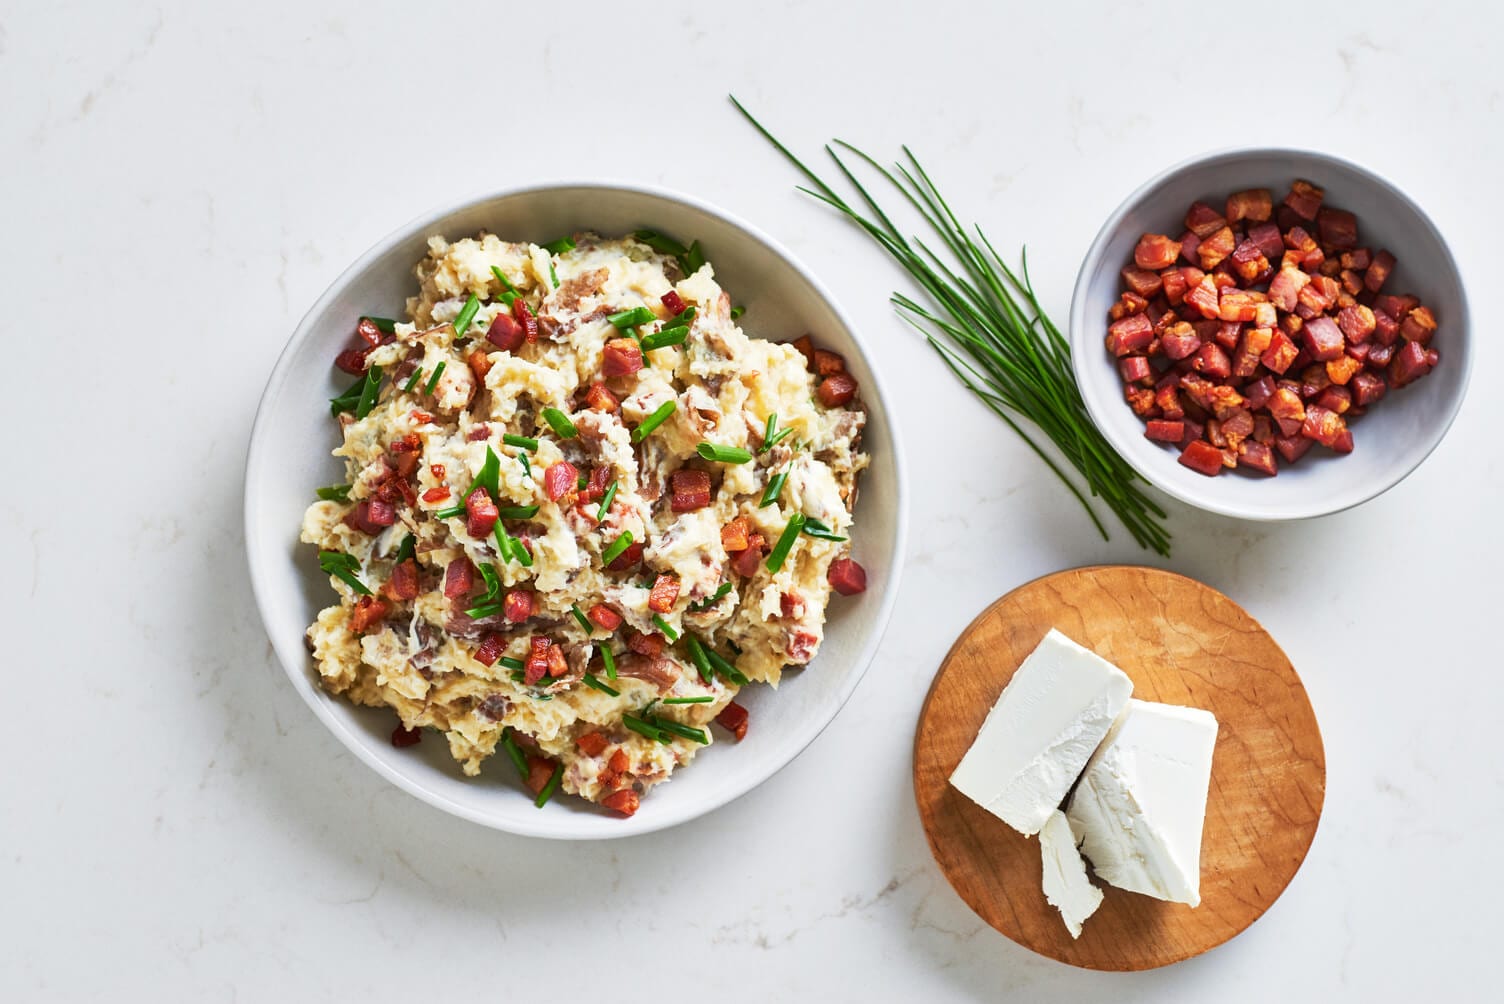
left=301, top=232, right=868, bottom=815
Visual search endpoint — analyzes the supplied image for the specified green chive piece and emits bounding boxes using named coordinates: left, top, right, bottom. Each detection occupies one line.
left=534, top=762, right=563, bottom=808
left=663, top=696, right=714, bottom=705
left=501, top=727, right=529, bottom=781
left=434, top=503, right=466, bottom=519
left=497, top=504, right=540, bottom=520
left=652, top=615, right=679, bottom=642
left=503, top=433, right=538, bottom=452
left=601, top=646, right=617, bottom=680
left=465, top=600, right=504, bottom=620
left=622, top=714, right=667, bottom=744
left=601, top=531, right=634, bottom=567
left=689, top=582, right=732, bottom=612
left=519, top=453, right=532, bottom=477
left=596, top=480, right=618, bottom=522
left=759, top=412, right=794, bottom=453
left=583, top=673, right=619, bottom=697
left=766, top=513, right=806, bottom=573
left=570, top=604, right=593, bottom=634
left=685, top=635, right=715, bottom=685
left=542, top=236, right=576, bottom=254
left=509, top=534, right=534, bottom=567
left=632, top=230, right=689, bottom=257
left=394, top=534, right=416, bottom=564
left=577, top=473, right=588, bottom=491
left=316, top=484, right=351, bottom=503
left=402, top=368, right=424, bottom=393
left=318, top=551, right=371, bottom=596
left=759, top=468, right=789, bottom=508
left=608, top=306, right=656, bottom=329
left=654, top=718, right=710, bottom=745
left=801, top=517, right=848, bottom=542
left=703, top=645, right=749, bottom=686
left=730, top=305, right=745, bottom=320
left=640, top=326, right=689, bottom=352
left=354, top=365, right=384, bottom=419
left=490, top=265, right=518, bottom=294
left=630, top=400, right=677, bottom=443
left=452, top=294, right=481, bottom=339
left=696, top=442, right=753, bottom=464
left=672, top=306, right=698, bottom=326
left=541, top=407, right=578, bottom=439
left=499, top=656, right=525, bottom=671
left=681, top=240, right=706, bottom=275
left=361, top=316, right=397, bottom=334
left=424, top=361, right=446, bottom=395
left=329, top=375, right=365, bottom=416
left=472, top=446, right=502, bottom=500
left=548, top=261, right=559, bottom=288
left=475, top=564, right=503, bottom=603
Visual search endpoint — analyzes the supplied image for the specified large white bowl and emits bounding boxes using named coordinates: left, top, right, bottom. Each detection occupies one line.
left=244, top=183, right=907, bottom=839
left=1069, top=149, right=1471, bottom=521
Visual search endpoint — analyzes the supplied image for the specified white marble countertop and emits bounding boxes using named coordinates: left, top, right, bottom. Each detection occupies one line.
left=7, top=1, right=1502, bottom=999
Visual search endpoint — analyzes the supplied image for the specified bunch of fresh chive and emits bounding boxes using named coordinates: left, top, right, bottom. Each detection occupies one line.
left=731, top=98, right=1171, bottom=555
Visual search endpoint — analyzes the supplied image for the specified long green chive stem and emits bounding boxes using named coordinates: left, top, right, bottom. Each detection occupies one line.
left=654, top=718, right=709, bottom=745
left=424, top=361, right=446, bottom=395
left=452, top=295, right=480, bottom=339
left=765, top=513, right=806, bottom=572
left=640, top=326, right=689, bottom=352
left=541, top=407, right=578, bottom=439
left=760, top=469, right=789, bottom=508
left=542, top=236, right=576, bottom=254
left=664, top=696, right=714, bottom=704
left=355, top=365, right=383, bottom=418
left=596, top=480, right=618, bottom=522
left=497, top=504, right=540, bottom=519
left=601, top=646, right=617, bottom=680
left=652, top=615, right=679, bottom=642
left=633, top=230, right=689, bottom=257
left=702, top=646, right=749, bottom=686
left=318, top=551, right=371, bottom=595
left=731, top=96, right=1170, bottom=555
left=601, top=531, right=634, bottom=566
left=583, top=673, right=619, bottom=696
left=501, top=727, right=529, bottom=780
left=696, top=442, right=753, bottom=464
left=503, top=433, right=538, bottom=451
left=499, top=656, right=525, bottom=671
left=689, top=582, right=732, bottom=611
left=534, top=762, right=563, bottom=807
left=316, top=484, right=351, bottom=502
left=402, top=368, right=424, bottom=393
left=631, top=401, right=677, bottom=443
left=801, top=517, right=848, bottom=542
left=684, top=635, right=715, bottom=685
left=623, top=714, right=669, bottom=744
left=571, top=604, right=593, bottom=633
left=608, top=306, right=656, bottom=329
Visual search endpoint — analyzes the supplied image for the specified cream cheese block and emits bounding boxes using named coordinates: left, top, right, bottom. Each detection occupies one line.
left=1066, top=698, right=1218, bottom=907
left=949, top=628, right=1133, bottom=836
left=1039, top=808, right=1102, bottom=938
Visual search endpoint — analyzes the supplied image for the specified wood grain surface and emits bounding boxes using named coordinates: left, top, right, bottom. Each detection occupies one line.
left=913, top=565, right=1325, bottom=970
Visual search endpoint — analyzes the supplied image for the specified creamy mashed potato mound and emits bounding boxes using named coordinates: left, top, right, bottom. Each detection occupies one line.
left=301, top=232, right=868, bottom=814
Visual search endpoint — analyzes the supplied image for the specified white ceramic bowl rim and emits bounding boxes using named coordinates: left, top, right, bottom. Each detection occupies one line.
left=244, top=179, right=909, bottom=838
left=1069, top=146, right=1472, bottom=521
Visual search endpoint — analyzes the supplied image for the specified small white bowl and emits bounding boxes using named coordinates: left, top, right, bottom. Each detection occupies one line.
left=1069, top=149, right=1471, bottom=521
left=244, top=182, right=907, bottom=839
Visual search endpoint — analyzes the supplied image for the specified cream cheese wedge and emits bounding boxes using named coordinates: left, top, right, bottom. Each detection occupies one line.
left=1066, top=698, right=1218, bottom=907
left=948, top=628, right=1133, bottom=836
left=1039, top=808, right=1102, bottom=938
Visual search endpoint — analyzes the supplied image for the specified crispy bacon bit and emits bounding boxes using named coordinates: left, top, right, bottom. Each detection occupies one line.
left=1301, top=316, right=1346, bottom=361
left=349, top=595, right=390, bottom=634
left=605, top=539, right=644, bottom=572
left=525, top=755, right=554, bottom=794
left=792, top=335, right=816, bottom=365
left=1178, top=439, right=1227, bottom=477
left=543, top=462, right=579, bottom=503
left=1283, top=179, right=1325, bottom=221
left=1145, top=420, right=1185, bottom=443
left=575, top=732, right=610, bottom=758
left=474, top=631, right=507, bottom=667
left=486, top=312, right=524, bottom=351
left=715, top=701, right=749, bottom=742
left=1365, top=249, right=1396, bottom=293
left=335, top=347, right=369, bottom=374
left=602, top=338, right=643, bottom=377
left=731, top=534, right=765, bottom=577
left=1185, top=276, right=1221, bottom=319
left=503, top=589, right=534, bottom=623
left=382, top=558, right=420, bottom=602
left=466, top=424, right=491, bottom=442
left=669, top=469, right=713, bottom=513
left=1184, top=201, right=1227, bottom=239
left=587, top=603, right=623, bottom=632
left=648, top=574, right=681, bottom=614
left=354, top=317, right=384, bottom=347
left=1118, top=356, right=1152, bottom=384
left=601, top=789, right=640, bottom=817
left=1160, top=323, right=1201, bottom=361
left=465, top=487, right=499, bottom=537
left=1238, top=440, right=1278, bottom=476
left=1317, top=207, right=1359, bottom=249
left=1121, top=267, right=1163, bottom=298
left=423, top=485, right=451, bottom=503
left=391, top=724, right=422, bottom=748
left=1134, top=233, right=1182, bottom=270
left=1337, top=304, right=1376, bottom=343
left=512, top=297, right=538, bottom=342
left=524, top=637, right=553, bottom=685
left=467, top=347, right=494, bottom=381
left=660, top=289, right=687, bottom=316
left=1197, top=226, right=1237, bottom=270
left=443, top=559, right=474, bottom=600
left=585, top=381, right=620, bottom=413
left=1191, top=342, right=1232, bottom=380
left=1106, top=313, right=1154, bottom=357
left=625, top=630, right=665, bottom=658
left=345, top=498, right=396, bottom=535
left=1350, top=371, right=1388, bottom=407
left=1400, top=306, right=1437, bottom=344
left=1390, top=341, right=1439, bottom=388
left=721, top=518, right=752, bottom=553
left=812, top=349, right=847, bottom=377
left=547, top=642, right=569, bottom=678
left=816, top=373, right=858, bottom=407
left=827, top=558, right=867, bottom=595
left=1225, top=188, right=1273, bottom=224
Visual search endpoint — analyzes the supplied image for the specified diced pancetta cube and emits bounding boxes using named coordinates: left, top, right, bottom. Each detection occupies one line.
left=1225, top=188, right=1274, bottom=224
left=1283, top=179, right=1325, bottom=221
left=1337, top=304, right=1377, bottom=343
left=1185, top=201, right=1228, bottom=238
left=1400, top=305, right=1437, bottom=344
left=1302, top=316, right=1346, bottom=362
left=1197, top=226, right=1237, bottom=270
left=1365, top=250, right=1396, bottom=292
left=1237, top=440, right=1278, bottom=476
left=1134, top=233, right=1182, bottom=270
left=1316, top=207, right=1359, bottom=249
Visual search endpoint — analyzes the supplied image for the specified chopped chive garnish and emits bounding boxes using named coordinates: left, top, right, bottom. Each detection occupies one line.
left=802, top=517, right=848, bottom=542
left=503, top=433, right=538, bottom=451
left=490, top=265, right=518, bottom=294
left=730, top=305, right=745, bottom=320
left=361, top=316, right=397, bottom=334
left=759, top=412, right=794, bottom=453
left=473, top=446, right=502, bottom=500
left=600, top=531, right=634, bottom=566
left=664, top=696, right=714, bottom=704
left=534, top=762, right=563, bottom=808
left=577, top=473, right=588, bottom=491
left=681, top=240, right=706, bottom=275
left=499, top=656, right=525, bottom=671
left=623, top=713, right=668, bottom=744
left=318, top=551, right=371, bottom=595
left=760, top=468, right=789, bottom=508
left=696, top=442, right=753, bottom=464
left=601, top=645, right=617, bottom=680
left=424, top=361, right=446, bottom=395
left=685, top=635, right=715, bottom=685
left=394, top=534, right=416, bottom=564
left=541, top=407, right=578, bottom=439
left=673, top=306, right=698, bottom=326
left=542, top=236, right=576, bottom=254
left=316, top=484, right=351, bottom=503
left=354, top=365, right=384, bottom=419
left=766, top=513, right=806, bottom=573
left=497, top=504, right=540, bottom=520
left=476, top=563, right=502, bottom=602
left=633, top=230, right=689, bottom=257
left=608, top=306, right=656, bottom=329
left=570, top=604, right=593, bottom=633
left=689, top=582, right=732, bottom=612
left=434, top=503, right=465, bottom=519
left=640, top=326, right=689, bottom=352
left=703, top=645, right=749, bottom=686
left=548, top=261, right=559, bottom=288
left=465, top=600, right=504, bottom=620
left=596, top=480, right=618, bottom=522
left=631, top=400, right=677, bottom=443
left=402, top=367, right=424, bottom=393
left=507, top=534, right=534, bottom=567
left=582, top=673, right=619, bottom=697
left=329, top=375, right=365, bottom=416
left=654, top=718, right=710, bottom=745
left=519, top=453, right=531, bottom=477
left=652, top=615, right=679, bottom=642
left=501, top=727, right=529, bottom=781
left=452, top=294, right=480, bottom=339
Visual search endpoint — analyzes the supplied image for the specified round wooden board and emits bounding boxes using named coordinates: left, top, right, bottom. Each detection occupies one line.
left=913, top=565, right=1325, bottom=971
